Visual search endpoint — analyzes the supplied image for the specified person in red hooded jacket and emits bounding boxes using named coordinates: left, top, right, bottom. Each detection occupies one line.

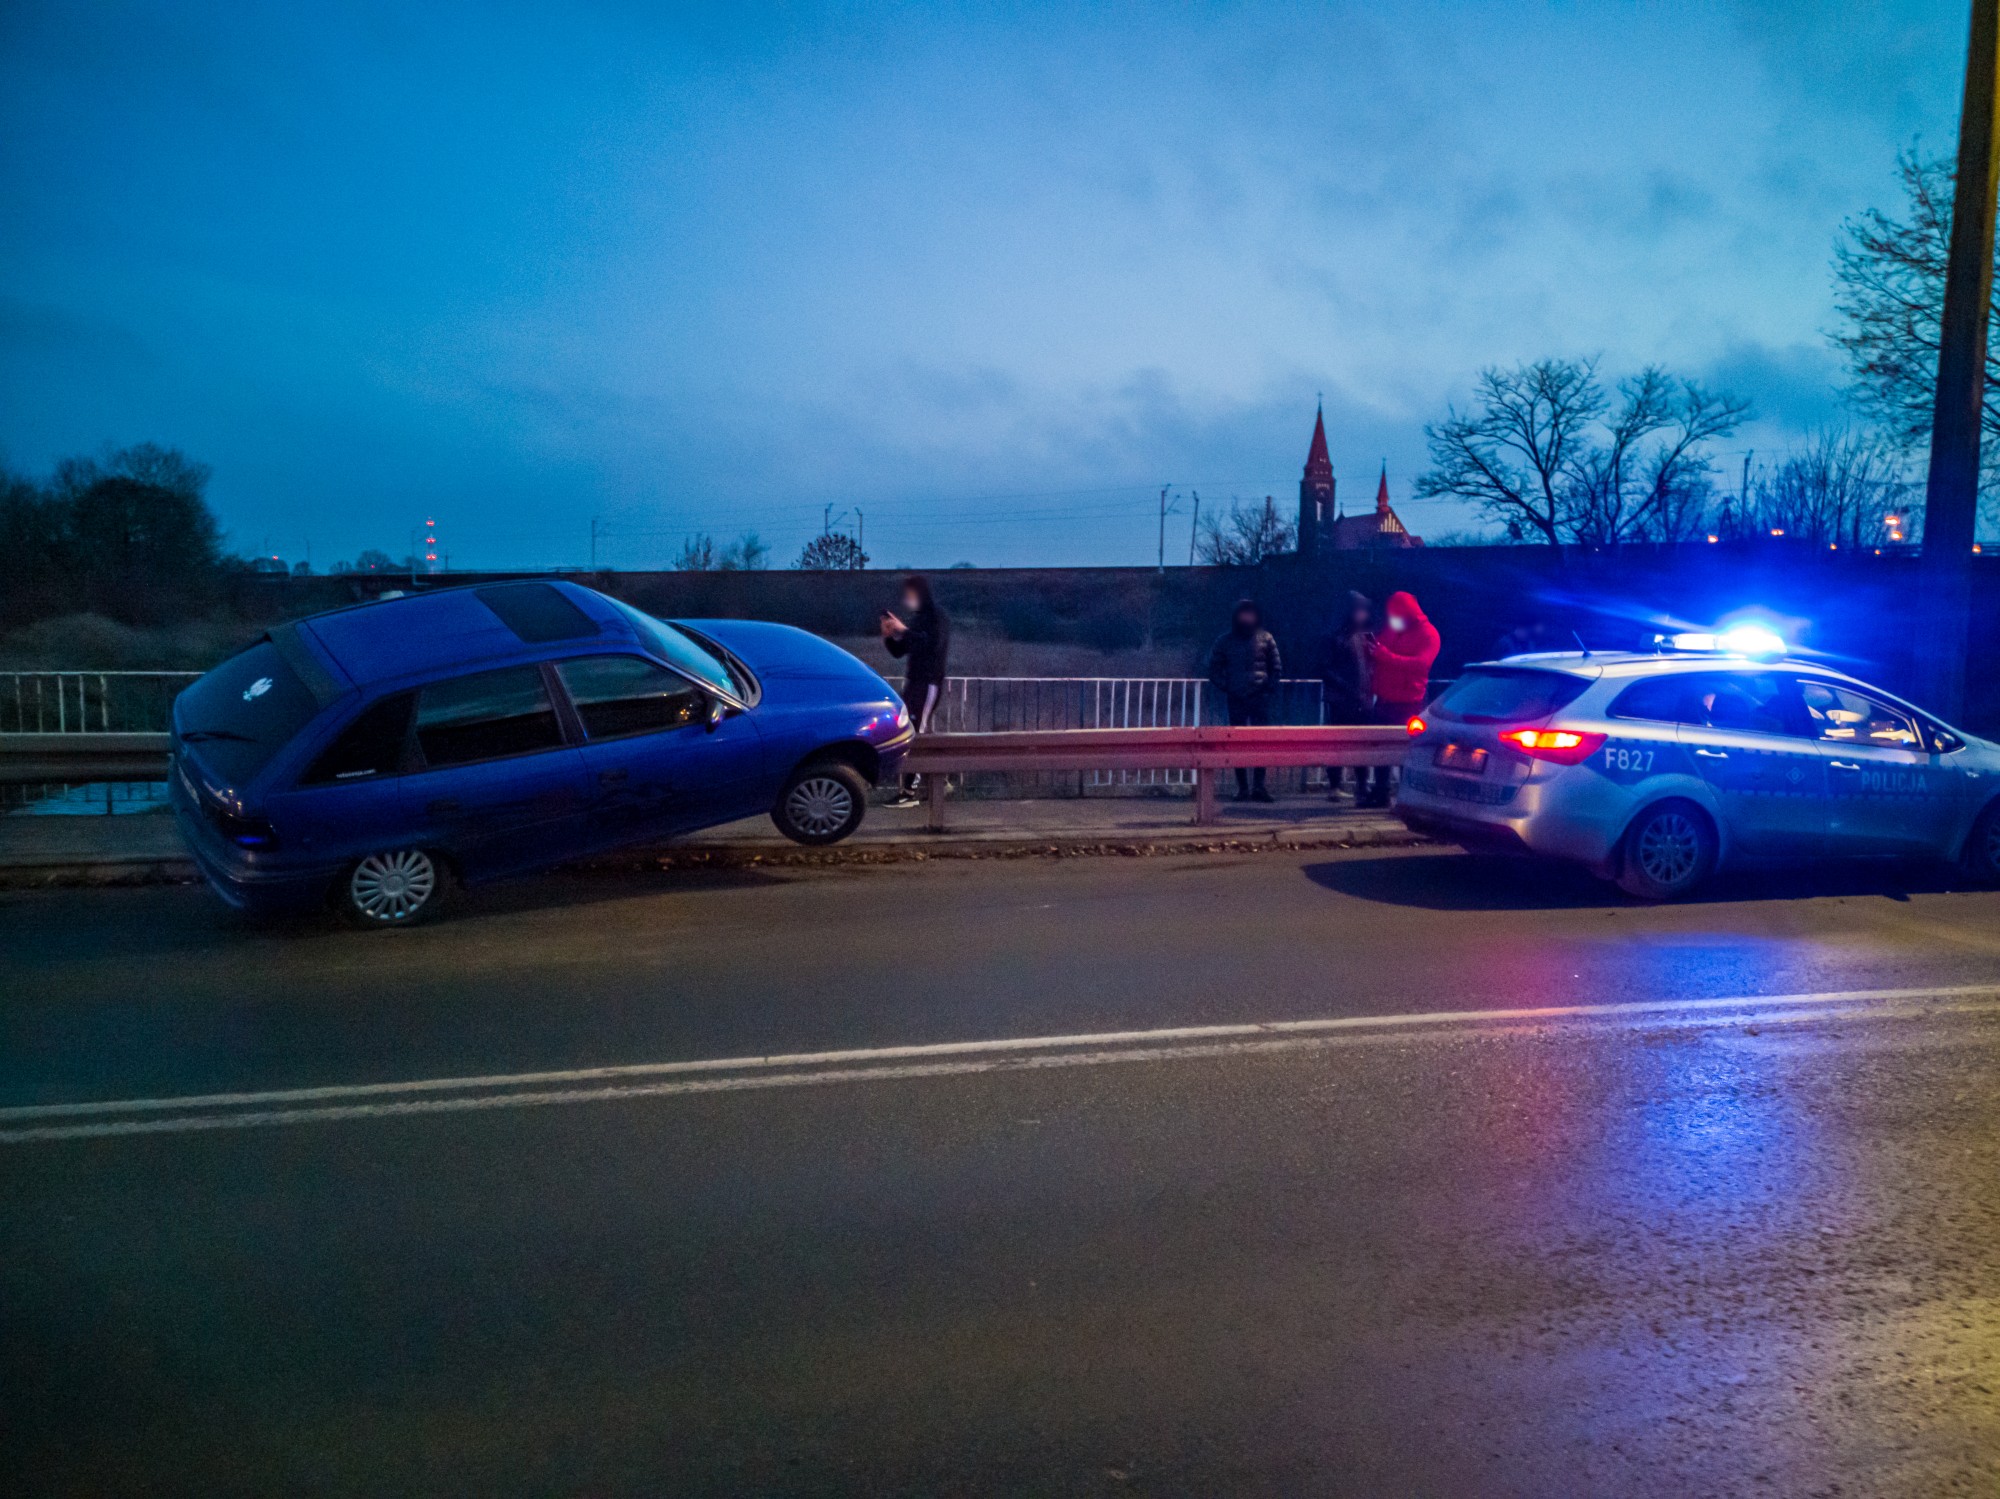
left=1363, top=591, right=1440, bottom=807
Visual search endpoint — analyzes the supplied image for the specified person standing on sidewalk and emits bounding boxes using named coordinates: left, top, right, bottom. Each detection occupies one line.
left=1207, top=598, right=1282, bottom=802
left=1362, top=590, right=1440, bottom=808
left=881, top=574, right=950, bottom=808
left=1318, top=591, right=1375, bottom=802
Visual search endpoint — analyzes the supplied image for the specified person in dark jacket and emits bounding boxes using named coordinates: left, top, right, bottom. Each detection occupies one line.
left=1207, top=598, right=1282, bottom=802
left=881, top=574, right=950, bottom=807
left=1362, top=590, right=1441, bottom=808
left=1319, top=591, right=1375, bottom=802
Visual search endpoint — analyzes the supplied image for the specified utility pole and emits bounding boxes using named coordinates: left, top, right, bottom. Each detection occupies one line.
left=1189, top=490, right=1201, bottom=565
left=1158, top=484, right=1171, bottom=573
left=857, top=508, right=864, bottom=556
left=1921, top=0, right=2000, bottom=719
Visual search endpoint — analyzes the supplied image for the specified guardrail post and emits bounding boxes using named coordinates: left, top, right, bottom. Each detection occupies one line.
left=925, top=772, right=948, bottom=832
left=1193, top=766, right=1216, bottom=826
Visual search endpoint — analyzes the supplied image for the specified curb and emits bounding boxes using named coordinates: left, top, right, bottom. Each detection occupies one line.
left=0, top=821, right=1435, bottom=891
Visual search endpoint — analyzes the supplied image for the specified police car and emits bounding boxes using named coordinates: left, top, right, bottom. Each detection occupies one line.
left=1395, top=626, right=2000, bottom=899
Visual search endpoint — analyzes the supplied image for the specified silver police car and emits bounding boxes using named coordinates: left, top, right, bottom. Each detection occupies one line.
left=1395, top=647, right=2000, bottom=898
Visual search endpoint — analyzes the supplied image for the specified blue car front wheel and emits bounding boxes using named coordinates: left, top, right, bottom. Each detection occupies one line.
left=772, top=760, right=869, bottom=846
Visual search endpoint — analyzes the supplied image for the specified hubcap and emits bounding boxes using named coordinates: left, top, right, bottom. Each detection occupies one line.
left=350, top=849, right=437, bottom=922
left=1637, top=812, right=1700, bottom=887
left=785, top=776, right=854, bottom=838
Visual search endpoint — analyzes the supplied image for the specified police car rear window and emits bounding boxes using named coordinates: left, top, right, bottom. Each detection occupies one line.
left=474, top=584, right=600, bottom=644
left=1429, top=668, right=1590, bottom=725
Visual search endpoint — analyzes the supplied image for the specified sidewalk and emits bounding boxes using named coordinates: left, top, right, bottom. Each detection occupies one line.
left=0, top=795, right=1430, bottom=887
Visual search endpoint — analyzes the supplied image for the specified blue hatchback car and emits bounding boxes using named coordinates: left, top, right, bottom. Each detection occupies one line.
left=170, top=581, right=913, bottom=924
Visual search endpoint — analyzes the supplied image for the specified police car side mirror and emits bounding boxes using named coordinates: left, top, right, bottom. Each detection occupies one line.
left=705, top=695, right=727, bottom=732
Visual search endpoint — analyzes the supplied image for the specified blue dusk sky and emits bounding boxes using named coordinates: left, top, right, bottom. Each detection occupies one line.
left=0, top=2, right=1973, bottom=569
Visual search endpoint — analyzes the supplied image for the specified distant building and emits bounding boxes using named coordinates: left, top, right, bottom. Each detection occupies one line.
left=1328, top=466, right=1422, bottom=550
left=1296, top=406, right=1421, bottom=552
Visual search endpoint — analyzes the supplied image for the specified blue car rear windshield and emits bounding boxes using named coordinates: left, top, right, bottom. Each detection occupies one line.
left=175, top=640, right=323, bottom=784
left=1430, top=667, right=1591, bottom=725
left=610, top=600, right=740, bottom=701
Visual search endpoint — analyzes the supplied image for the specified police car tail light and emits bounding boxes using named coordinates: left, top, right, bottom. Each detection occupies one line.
left=1498, top=728, right=1605, bottom=765
left=1405, top=715, right=1427, bottom=736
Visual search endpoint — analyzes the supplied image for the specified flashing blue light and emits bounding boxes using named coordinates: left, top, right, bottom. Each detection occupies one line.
left=1660, top=624, right=1789, bottom=660
left=1715, top=624, right=1787, bottom=659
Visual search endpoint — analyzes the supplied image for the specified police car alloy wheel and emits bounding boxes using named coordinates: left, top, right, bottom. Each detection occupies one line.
left=773, top=761, right=869, bottom=845
left=342, top=848, right=447, bottom=926
left=1965, top=804, right=2000, bottom=884
left=1616, top=801, right=1716, bottom=901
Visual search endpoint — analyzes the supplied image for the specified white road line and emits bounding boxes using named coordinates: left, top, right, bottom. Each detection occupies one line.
left=3, top=983, right=1997, bottom=1145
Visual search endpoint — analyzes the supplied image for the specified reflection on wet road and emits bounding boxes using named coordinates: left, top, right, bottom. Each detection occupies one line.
left=3, top=848, right=1998, bottom=1493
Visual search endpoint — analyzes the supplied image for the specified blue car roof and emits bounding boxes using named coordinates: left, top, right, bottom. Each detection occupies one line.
left=300, top=581, right=634, bottom=689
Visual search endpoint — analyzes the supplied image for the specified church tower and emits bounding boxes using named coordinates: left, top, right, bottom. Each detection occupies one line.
left=1298, top=404, right=1335, bottom=556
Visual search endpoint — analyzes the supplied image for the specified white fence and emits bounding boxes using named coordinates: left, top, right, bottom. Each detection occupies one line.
left=1, top=672, right=200, bottom=735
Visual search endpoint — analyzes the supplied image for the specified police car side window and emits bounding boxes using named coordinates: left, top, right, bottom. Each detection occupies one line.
left=1798, top=681, right=1923, bottom=751
left=1690, top=673, right=1809, bottom=737
left=1608, top=677, right=1694, bottom=724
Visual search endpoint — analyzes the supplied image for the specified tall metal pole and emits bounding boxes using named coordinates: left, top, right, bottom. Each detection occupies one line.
left=1921, top=0, right=2000, bottom=719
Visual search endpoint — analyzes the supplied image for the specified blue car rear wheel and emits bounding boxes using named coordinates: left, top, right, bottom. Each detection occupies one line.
left=340, top=847, right=451, bottom=927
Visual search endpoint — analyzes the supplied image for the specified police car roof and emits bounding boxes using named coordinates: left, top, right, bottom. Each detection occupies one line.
left=1473, top=650, right=1861, bottom=682
left=299, top=580, right=635, bottom=688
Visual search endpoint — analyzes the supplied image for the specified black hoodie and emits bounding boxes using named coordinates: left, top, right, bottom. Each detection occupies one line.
left=885, top=577, right=951, bottom=683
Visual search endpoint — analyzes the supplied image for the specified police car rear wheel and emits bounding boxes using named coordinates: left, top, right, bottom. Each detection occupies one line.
left=339, top=847, right=450, bottom=927
left=1962, top=803, right=2000, bottom=885
left=772, top=760, right=868, bottom=845
left=1616, top=801, right=1715, bottom=901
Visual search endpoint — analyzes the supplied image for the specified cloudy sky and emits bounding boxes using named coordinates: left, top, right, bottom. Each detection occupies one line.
left=0, top=1, right=1972, bottom=568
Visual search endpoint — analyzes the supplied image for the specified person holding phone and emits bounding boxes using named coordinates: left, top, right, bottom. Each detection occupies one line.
left=880, top=574, right=950, bottom=807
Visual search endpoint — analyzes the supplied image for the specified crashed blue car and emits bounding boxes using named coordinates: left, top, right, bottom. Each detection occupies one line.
left=170, top=581, right=913, bottom=924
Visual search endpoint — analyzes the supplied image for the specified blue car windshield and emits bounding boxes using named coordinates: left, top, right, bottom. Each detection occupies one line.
left=611, top=600, right=741, bottom=702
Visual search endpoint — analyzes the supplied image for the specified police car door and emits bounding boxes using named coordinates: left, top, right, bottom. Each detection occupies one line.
left=1676, top=671, right=1827, bottom=856
left=1797, top=678, right=1958, bottom=856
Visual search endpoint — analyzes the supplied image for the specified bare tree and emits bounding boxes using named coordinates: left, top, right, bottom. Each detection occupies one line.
left=1731, top=430, right=1913, bottom=548
left=1420, top=359, right=1746, bottom=544
left=1416, top=359, right=1604, bottom=543
left=1615, top=373, right=1748, bottom=542
left=1832, top=150, right=2000, bottom=459
left=795, top=530, right=869, bottom=570
left=674, top=533, right=718, bottom=570
left=1194, top=496, right=1296, bottom=566
left=719, top=531, right=770, bottom=570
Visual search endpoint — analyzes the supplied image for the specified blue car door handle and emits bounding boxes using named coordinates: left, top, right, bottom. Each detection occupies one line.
left=1694, top=748, right=1728, bottom=760
left=427, top=797, right=460, bottom=814
left=1828, top=760, right=1862, bottom=772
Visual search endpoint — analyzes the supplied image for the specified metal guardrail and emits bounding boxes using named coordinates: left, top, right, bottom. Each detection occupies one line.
left=904, top=724, right=1411, bottom=828
left=0, top=724, right=1412, bottom=829
left=0, top=733, right=172, bottom=784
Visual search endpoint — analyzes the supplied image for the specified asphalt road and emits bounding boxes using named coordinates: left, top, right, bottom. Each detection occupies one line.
left=5, top=847, right=2000, bottom=1496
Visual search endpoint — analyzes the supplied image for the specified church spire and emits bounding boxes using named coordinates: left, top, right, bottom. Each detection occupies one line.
left=1374, top=462, right=1391, bottom=516
left=1304, top=405, right=1333, bottom=483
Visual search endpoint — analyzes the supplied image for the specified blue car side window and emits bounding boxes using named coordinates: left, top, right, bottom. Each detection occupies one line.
left=555, top=656, right=706, bottom=740
left=302, top=692, right=416, bottom=784
left=415, top=667, right=565, bottom=767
